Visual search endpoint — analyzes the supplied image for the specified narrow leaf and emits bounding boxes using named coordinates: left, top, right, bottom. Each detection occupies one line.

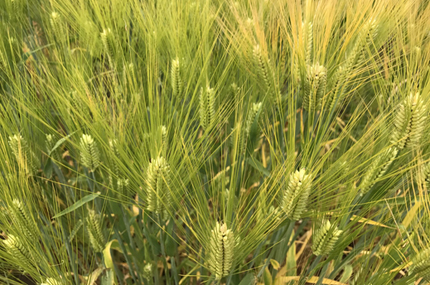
left=53, top=192, right=101, bottom=218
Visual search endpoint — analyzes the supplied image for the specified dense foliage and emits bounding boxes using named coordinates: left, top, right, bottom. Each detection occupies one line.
left=1, top=0, right=430, bottom=284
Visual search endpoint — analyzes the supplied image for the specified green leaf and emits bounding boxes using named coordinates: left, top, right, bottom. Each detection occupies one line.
left=49, top=131, right=76, bottom=156
left=101, top=269, right=114, bottom=285
left=239, top=273, right=255, bottom=285
left=43, top=157, right=53, bottom=179
left=165, top=231, right=177, bottom=257
left=53, top=192, right=101, bottom=218
left=270, top=259, right=280, bottom=271
left=247, top=158, right=270, bottom=177
left=103, top=239, right=120, bottom=269
left=286, top=229, right=297, bottom=276
left=263, top=267, right=273, bottom=285
left=339, top=265, right=353, bottom=283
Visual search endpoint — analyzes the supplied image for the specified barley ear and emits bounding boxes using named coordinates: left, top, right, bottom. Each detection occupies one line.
left=242, top=102, right=263, bottom=154
left=80, top=134, right=100, bottom=172
left=303, top=63, right=327, bottom=111
left=50, top=12, right=64, bottom=41
left=281, top=168, right=312, bottom=220
left=208, top=222, right=235, bottom=280
left=410, top=248, right=430, bottom=282
left=304, top=21, right=313, bottom=66
left=8, top=134, right=39, bottom=174
left=108, top=139, right=120, bottom=176
left=420, top=162, right=430, bottom=189
left=199, top=86, right=215, bottom=130
left=253, top=44, right=274, bottom=92
left=117, top=178, right=130, bottom=201
left=359, top=147, right=398, bottom=195
left=86, top=209, right=106, bottom=252
left=146, top=156, right=172, bottom=221
left=160, top=125, right=168, bottom=155
left=311, top=220, right=342, bottom=256
left=10, top=199, right=38, bottom=240
left=391, top=92, right=427, bottom=149
left=171, top=58, right=182, bottom=97
left=101, top=28, right=115, bottom=67
left=3, top=235, right=34, bottom=270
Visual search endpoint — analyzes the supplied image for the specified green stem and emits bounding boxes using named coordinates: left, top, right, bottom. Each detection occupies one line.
left=158, top=215, right=170, bottom=284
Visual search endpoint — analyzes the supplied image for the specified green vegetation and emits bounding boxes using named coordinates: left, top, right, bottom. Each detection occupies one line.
left=0, top=0, right=430, bottom=284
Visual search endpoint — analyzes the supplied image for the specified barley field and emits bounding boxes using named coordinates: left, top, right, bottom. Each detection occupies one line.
left=1, top=0, right=430, bottom=284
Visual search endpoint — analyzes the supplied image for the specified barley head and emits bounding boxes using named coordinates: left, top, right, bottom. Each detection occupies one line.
left=160, top=125, right=168, bottom=155
left=410, top=248, right=430, bottom=282
left=281, top=168, right=312, bottom=220
left=304, top=21, right=313, bottom=66
left=50, top=12, right=64, bottom=41
left=208, top=222, right=235, bottom=280
left=359, top=147, right=398, bottom=195
left=101, top=28, right=115, bottom=65
left=80, top=134, right=100, bottom=172
left=199, top=86, right=215, bottom=130
left=311, top=220, right=342, bottom=256
left=242, top=102, right=262, bottom=154
left=303, top=63, right=327, bottom=111
left=171, top=58, right=182, bottom=97
left=8, top=134, right=39, bottom=174
left=3, top=235, right=34, bottom=270
left=9, top=199, right=38, bottom=240
left=109, top=139, right=120, bottom=176
left=253, top=44, right=274, bottom=92
left=391, top=92, right=427, bottom=149
left=86, top=209, right=105, bottom=252
left=146, top=156, right=172, bottom=220
left=420, top=162, right=430, bottom=189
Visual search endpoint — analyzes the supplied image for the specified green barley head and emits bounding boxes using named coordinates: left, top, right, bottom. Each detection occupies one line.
left=303, top=21, right=313, bottom=66
left=253, top=44, right=273, bottom=91
left=242, top=102, right=262, bottom=154
left=9, top=134, right=28, bottom=162
left=8, top=134, right=39, bottom=174
left=143, top=263, right=153, bottom=281
left=3, top=234, right=34, bottom=270
left=208, top=222, right=235, bottom=280
left=420, top=162, right=430, bottom=189
left=199, top=86, right=215, bottom=131
left=86, top=209, right=105, bottom=252
left=409, top=248, right=430, bottom=282
left=146, top=156, right=172, bottom=220
left=303, top=63, right=327, bottom=112
left=281, top=168, right=312, bottom=220
left=359, top=147, right=398, bottom=195
left=117, top=178, right=130, bottom=200
left=101, top=28, right=115, bottom=65
left=160, top=125, right=168, bottom=155
left=391, top=92, right=427, bottom=149
left=311, top=220, right=342, bottom=256
left=171, top=58, right=182, bottom=97
left=49, top=12, right=64, bottom=40
left=80, top=134, right=100, bottom=172
left=9, top=199, right=38, bottom=240
left=109, top=139, right=120, bottom=176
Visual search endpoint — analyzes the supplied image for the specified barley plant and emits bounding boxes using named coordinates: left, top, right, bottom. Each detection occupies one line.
left=1, top=0, right=430, bottom=284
